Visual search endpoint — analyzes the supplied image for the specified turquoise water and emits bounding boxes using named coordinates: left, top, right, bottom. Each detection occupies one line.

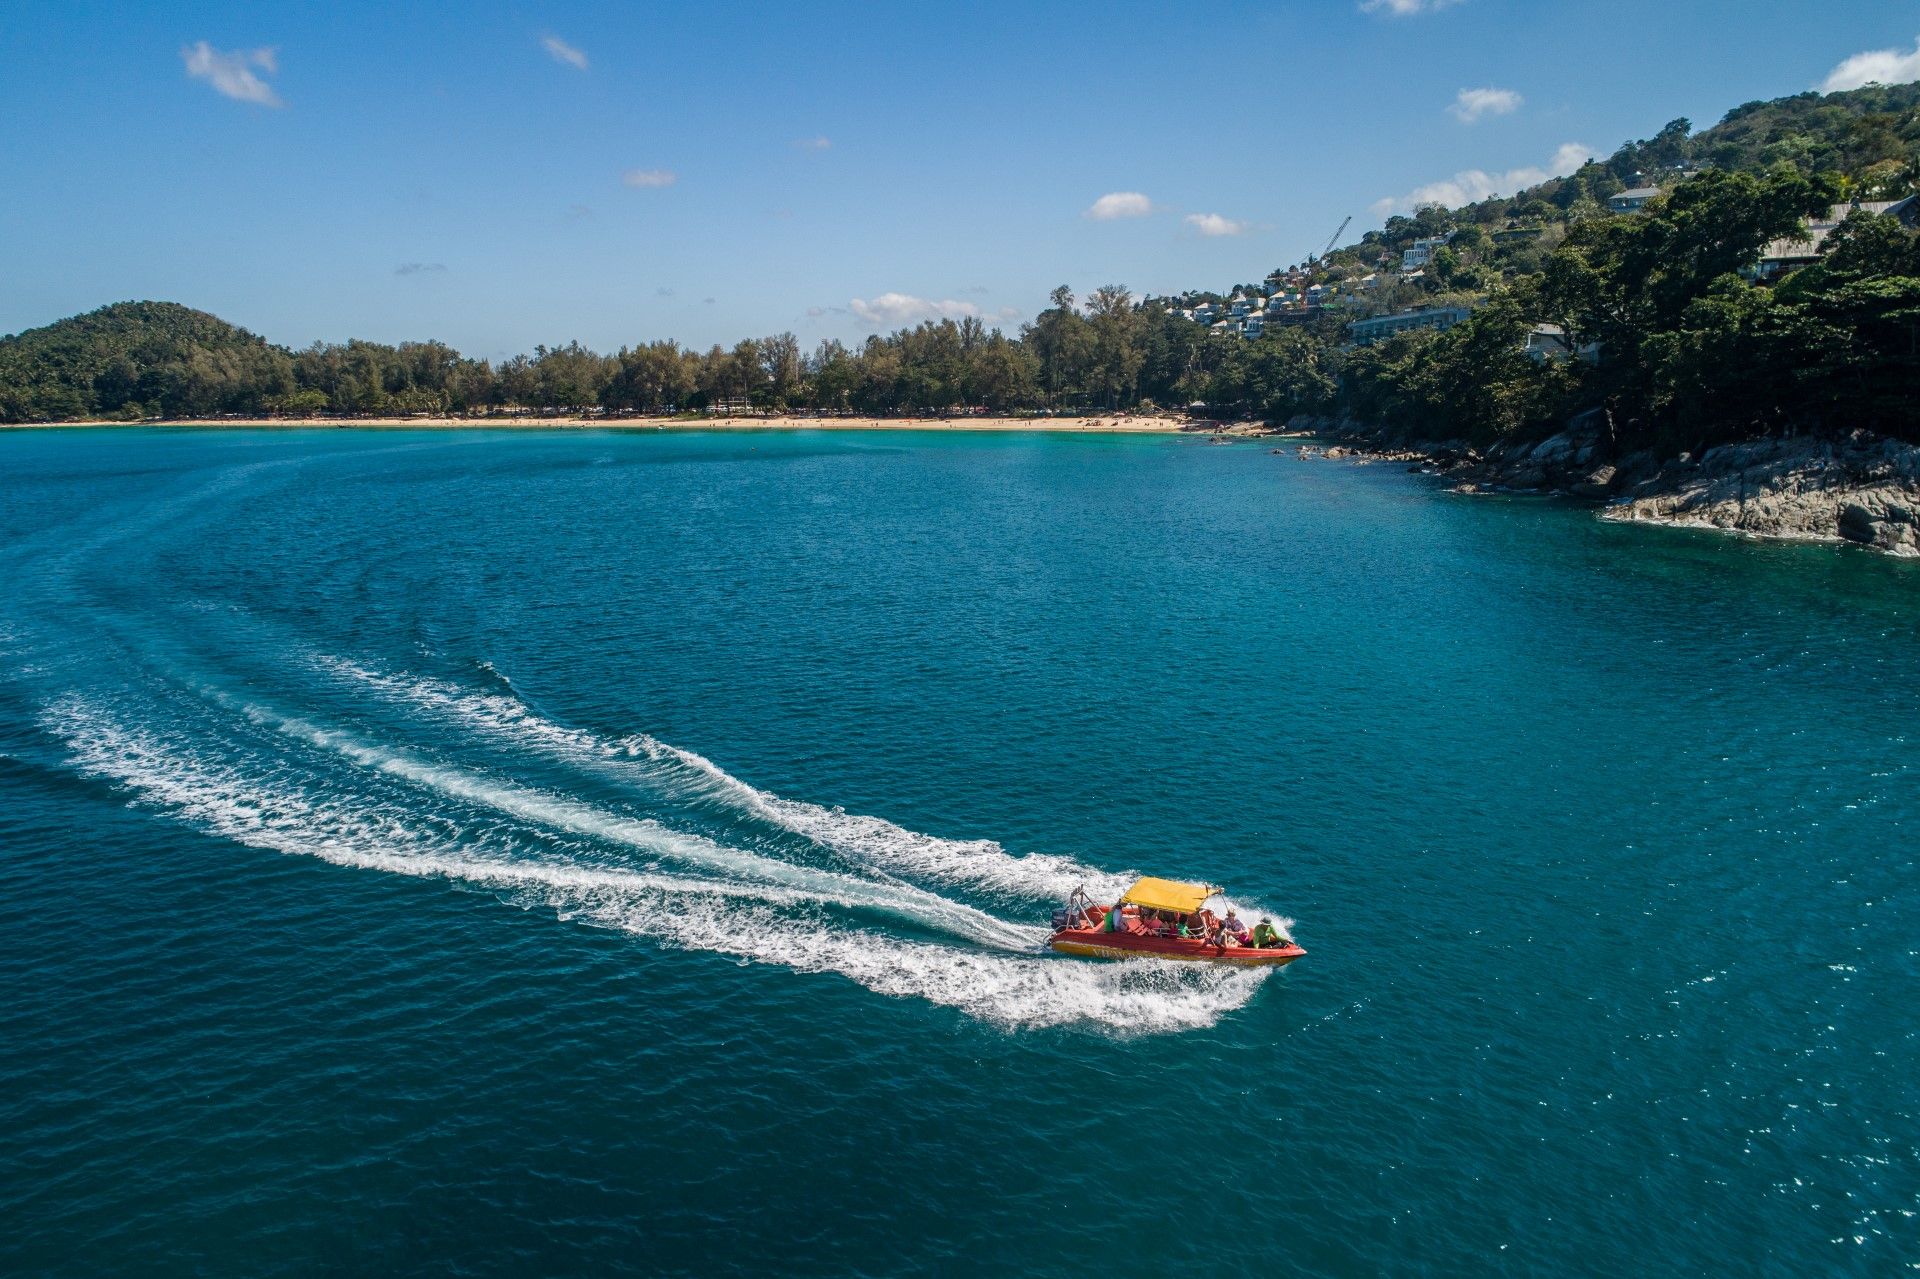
left=1, top=428, right=1916, bottom=1275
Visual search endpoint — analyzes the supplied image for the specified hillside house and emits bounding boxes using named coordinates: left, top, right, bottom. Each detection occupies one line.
left=1608, top=186, right=1662, bottom=213
left=1401, top=234, right=1455, bottom=271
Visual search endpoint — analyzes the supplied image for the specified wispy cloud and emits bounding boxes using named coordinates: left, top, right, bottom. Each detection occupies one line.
left=541, top=35, right=588, bottom=71
left=566, top=203, right=591, bottom=219
left=847, top=293, right=984, bottom=326
left=1185, top=213, right=1247, bottom=237
left=793, top=135, right=831, bottom=151
left=181, top=42, right=282, bottom=107
left=394, top=262, right=446, bottom=276
left=1821, top=37, right=1920, bottom=92
left=623, top=168, right=678, bottom=188
left=656, top=287, right=676, bottom=298
left=1372, top=142, right=1594, bottom=215
left=1085, top=191, right=1154, bottom=220
left=1360, top=0, right=1463, bottom=14
left=1451, top=87, right=1522, bottom=123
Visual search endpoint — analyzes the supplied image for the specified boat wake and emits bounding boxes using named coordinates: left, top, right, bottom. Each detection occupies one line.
left=43, top=673, right=1274, bottom=1034
left=309, top=654, right=1131, bottom=903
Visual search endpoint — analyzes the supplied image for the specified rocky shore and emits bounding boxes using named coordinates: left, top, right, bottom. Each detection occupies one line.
left=1281, top=417, right=1920, bottom=557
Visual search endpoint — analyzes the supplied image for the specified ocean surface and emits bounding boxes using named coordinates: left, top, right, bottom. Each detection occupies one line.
left=0, top=427, right=1915, bottom=1276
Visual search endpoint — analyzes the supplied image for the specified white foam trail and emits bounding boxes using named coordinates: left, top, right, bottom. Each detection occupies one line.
left=313, top=656, right=1132, bottom=901
left=208, top=692, right=1035, bottom=953
left=48, top=699, right=1267, bottom=1033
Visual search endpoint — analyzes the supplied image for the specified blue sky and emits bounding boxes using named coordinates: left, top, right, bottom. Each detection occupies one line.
left=3, top=0, right=1917, bottom=359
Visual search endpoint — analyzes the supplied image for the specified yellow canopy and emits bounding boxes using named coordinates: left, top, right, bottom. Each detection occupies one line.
left=1120, top=876, right=1221, bottom=915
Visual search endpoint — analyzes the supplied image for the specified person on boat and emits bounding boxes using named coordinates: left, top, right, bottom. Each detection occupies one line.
left=1250, top=918, right=1286, bottom=949
left=1223, top=910, right=1248, bottom=945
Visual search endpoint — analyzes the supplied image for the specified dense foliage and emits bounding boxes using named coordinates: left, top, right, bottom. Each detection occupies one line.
left=4, top=82, right=1919, bottom=452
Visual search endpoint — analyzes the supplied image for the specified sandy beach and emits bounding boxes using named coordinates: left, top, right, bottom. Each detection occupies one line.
left=12, top=413, right=1222, bottom=433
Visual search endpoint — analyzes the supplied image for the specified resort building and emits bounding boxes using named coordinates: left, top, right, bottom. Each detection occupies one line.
left=1753, top=196, right=1920, bottom=281
left=1346, top=305, right=1473, bottom=346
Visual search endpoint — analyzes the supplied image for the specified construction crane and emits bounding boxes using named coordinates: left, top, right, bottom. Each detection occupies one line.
left=1314, top=215, right=1352, bottom=267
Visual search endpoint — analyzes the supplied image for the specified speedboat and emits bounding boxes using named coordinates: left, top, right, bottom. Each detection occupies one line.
left=1048, top=877, right=1305, bottom=966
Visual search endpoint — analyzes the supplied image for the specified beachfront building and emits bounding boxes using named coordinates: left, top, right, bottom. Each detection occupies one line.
left=1608, top=186, right=1662, bottom=214
left=1346, top=305, right=1473, bottom=346
left=1752, top=196, right=1920, bottom=281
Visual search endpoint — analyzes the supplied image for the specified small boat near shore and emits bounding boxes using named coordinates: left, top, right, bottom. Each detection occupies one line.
left=1048, top=877, right=1305, bottom=967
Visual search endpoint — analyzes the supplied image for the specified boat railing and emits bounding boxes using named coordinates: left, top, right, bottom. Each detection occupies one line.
left=1052, top=885, right=1095, bottom=932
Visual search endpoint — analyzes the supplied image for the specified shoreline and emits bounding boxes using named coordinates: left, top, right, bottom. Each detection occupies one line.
left=1285, top=418, right=1920, bottom=558
left=0, top=413, right=1236, bottom=435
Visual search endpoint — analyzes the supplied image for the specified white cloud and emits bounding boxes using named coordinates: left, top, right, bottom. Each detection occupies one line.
left=1372, top=141, right=1594, bottom=215
left=1821, top=37, right=1920, bottom=92
left=181, top=41, right=282, bottom=107
left=846, top=293, right=983, bottom=326
left=1450, top=87, right=1522, bottom=123
left=793, top=135, right=831, bottom=151
left=1549, top=141, right=1597, bottom=174
left=1361, top=0, right=1463, bottom=14
left=623, top=168, right=678, bottom=188
left=541, top=35, right=589, bottom=71
left=1085, top=191, right=1154, bottom=220
left=1185, top=212, right=1248, bottom=237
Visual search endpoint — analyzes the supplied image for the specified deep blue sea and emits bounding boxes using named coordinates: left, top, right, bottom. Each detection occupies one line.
left=1, top=428, right=1916, bottom=1276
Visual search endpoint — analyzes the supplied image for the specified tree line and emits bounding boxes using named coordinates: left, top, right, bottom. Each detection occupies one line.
left=0, top=290, right=1347, bottom=424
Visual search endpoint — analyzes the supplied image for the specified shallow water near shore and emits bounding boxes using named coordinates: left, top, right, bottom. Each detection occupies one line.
left=1, top=428, right=1916, bottom=1275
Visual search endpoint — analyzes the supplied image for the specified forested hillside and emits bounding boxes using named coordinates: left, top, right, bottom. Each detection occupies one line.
left=3, top=81, right=1918, bottom=449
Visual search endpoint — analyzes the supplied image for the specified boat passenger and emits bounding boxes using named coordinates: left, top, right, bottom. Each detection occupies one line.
left=1251, top=918, right=1285, bottom=949
left=1223, top=910, right=1248, bottom=945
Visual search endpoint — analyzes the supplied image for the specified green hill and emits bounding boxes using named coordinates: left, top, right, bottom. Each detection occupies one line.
left=0, top=301, right=294, bottom=422
left=1327, top=81, right=1920, bottom=280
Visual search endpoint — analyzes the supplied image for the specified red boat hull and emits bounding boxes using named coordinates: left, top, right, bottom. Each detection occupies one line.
left=1049, top=927, right=1305, bottom=967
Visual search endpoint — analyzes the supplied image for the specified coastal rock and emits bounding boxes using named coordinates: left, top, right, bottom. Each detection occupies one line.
left=1319, top=411, right=1920, bottom=557
left=1571, top=465, right=1618, bottom=499
left=1604, top=432, right=1920, bottom=555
